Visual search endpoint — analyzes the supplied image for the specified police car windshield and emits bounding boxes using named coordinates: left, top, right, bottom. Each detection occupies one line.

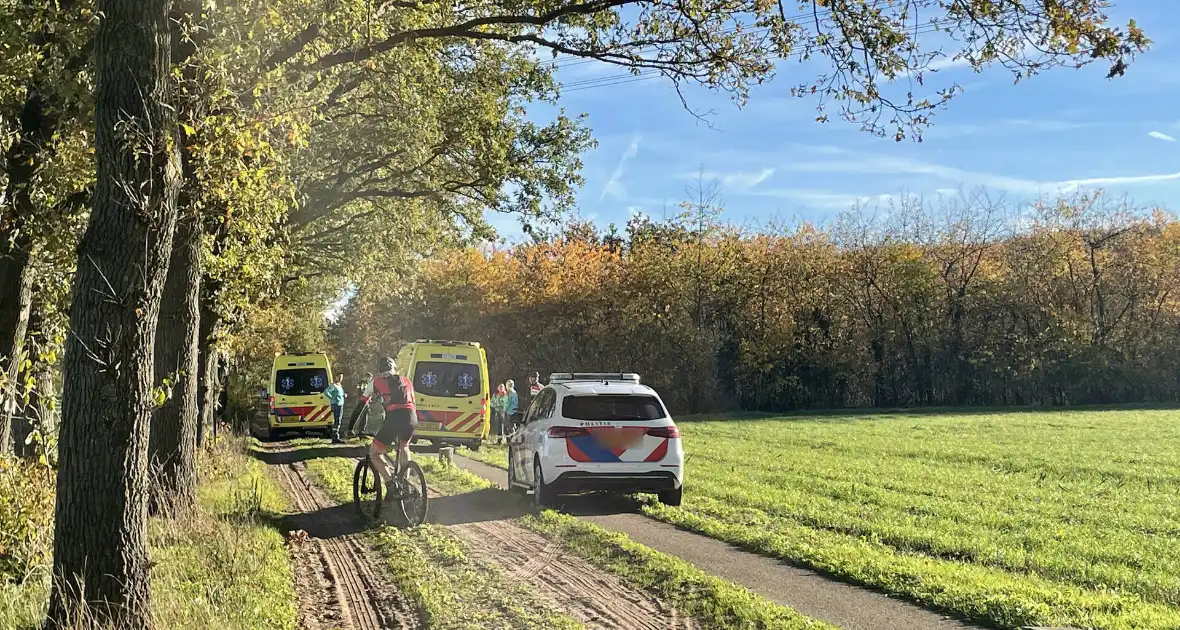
left=562, top=395, right=666, bottom=421
left=274, top=368, right=328, bottom=396
left=413, top=361, right=482, bottom=397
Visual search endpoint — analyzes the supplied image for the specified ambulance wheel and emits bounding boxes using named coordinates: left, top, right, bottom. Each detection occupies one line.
left=468, top=440, right=482, bottom=452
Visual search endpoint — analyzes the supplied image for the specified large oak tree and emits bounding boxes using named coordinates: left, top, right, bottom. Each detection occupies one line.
left=47, top=0, right=180, bottom=625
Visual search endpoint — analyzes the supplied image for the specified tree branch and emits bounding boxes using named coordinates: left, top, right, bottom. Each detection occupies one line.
left=263, top=24, right=321, bottom=71
left=307, top=0, right=637, bottom=71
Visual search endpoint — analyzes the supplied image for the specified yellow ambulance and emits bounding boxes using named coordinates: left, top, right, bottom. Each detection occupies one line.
left=265, top=352, right=335, bottom=440
left=396, top=340, right=490, bottom=450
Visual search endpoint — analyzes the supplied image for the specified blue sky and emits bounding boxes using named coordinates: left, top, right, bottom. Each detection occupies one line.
left=487, top=1, right=1180, bottom=240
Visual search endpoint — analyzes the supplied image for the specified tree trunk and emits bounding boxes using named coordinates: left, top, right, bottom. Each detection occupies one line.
left=147, top=215, right=200, bottom=515
left=195, top=287, right=220, bottom=449
left=23, top=360, right=57, bottom=459
left=0, top=237, right=33, bottom=454
left=10, top=287, right=51, bottom=459
left=47, top=0, right=179, bottom=625
left=146, top=0, right=204, bottom=510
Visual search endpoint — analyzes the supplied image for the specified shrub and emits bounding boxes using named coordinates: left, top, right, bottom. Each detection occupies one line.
left=0, top=456, right=55, bottom=585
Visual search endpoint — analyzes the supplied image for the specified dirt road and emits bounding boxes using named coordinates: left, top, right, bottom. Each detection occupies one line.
left=427, top=486, right=694, bottom=630
left=452, top=455, right=976, bottom=630
left=263, top=442, right=694, bottom=629
left=275, top=459, right=423, bottom=630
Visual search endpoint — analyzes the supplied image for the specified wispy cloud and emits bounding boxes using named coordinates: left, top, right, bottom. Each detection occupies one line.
left=681, top=167, right=776, bottom=192
left=926, top=118, right=1091, bottom=139
left=1148, top=131, right=1176, bottom=142
left=776, top=149, right=1180, bottom=196
left=750, top=189, right=871, bottom=210
left=1056, top=171, right=1180, bottom=192
left=601, top=135, right=640, bottom=201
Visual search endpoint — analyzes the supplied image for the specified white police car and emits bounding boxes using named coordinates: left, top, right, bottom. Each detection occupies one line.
left=507, top=373, right=685, bottom=507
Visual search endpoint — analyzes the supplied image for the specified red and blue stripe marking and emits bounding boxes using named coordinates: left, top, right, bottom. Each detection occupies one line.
left=565, top=427, right=669, bottom=463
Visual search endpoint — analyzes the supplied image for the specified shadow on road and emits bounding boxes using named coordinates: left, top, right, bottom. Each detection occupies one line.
left=280, top=502, right=372, bottom=540
left=249, top=443, right=369, bottom=465
left=429, top=488, right=532, bottom=525
left=427, top=486, right=645, bottom=526
left=556, top=492, right=645, bottom=517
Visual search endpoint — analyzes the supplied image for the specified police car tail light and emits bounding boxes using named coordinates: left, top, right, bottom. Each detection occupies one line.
left=647, top=426, right=680, bottom=438
left=547, top=426, right=590, bottom=439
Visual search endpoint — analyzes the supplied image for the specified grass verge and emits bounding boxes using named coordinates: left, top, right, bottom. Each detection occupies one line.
left=149, top=437, right=297, bottom=630
left=458, top=444, right=507, bottom=469
left=468, top=414, right=1180, bottom=630
left=302, top=457, right=584, bottom=630
left=0, top=438, right=297, bottom=630
left=652, top=411, right=1180, bottom=630
left=401, top=456, right=832, bottom=630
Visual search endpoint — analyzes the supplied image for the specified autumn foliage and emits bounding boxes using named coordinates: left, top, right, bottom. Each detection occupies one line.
left=332, top=192, right=1180, bottom=414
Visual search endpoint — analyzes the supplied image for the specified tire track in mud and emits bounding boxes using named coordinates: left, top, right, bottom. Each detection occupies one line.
left=277, top=461, right=421, bottom=630
left=427, top=486, right=694, bottom=630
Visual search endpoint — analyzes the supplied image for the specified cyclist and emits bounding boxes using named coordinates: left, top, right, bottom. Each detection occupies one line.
left=347, top=356, right=417, bottom=496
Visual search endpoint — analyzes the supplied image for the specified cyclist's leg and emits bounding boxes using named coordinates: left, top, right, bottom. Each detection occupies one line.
left=368, top=438, right=396, bottom=488
left=370, top=407, right=404, bottom=489
left=394, top=409, right=416, bottom=473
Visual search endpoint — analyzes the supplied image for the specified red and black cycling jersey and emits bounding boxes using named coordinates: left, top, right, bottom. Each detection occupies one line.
left=360, top=373, right=416, bottom=411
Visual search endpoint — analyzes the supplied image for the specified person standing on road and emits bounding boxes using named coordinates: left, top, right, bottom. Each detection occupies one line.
left=505, top=379, right=520, bottom=432
left=323, top=373, right=347, bottom=443
left=491, top=383, right=509, bottom=441
left=345, top=372, right=373, bottom=438
left=518, top=371, right=542, bottom=419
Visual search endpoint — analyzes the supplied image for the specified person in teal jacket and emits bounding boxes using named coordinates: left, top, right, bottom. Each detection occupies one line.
left=505, top=379, right=520, bottom=432
left=323, top=373, right=347, bottom=443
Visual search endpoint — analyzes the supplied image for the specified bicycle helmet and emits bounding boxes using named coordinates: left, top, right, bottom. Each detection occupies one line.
left=375, top=356, right=396, bottom=373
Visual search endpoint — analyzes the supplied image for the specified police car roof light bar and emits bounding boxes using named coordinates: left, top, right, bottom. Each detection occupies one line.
left=550, top=372, right=641, bottom=384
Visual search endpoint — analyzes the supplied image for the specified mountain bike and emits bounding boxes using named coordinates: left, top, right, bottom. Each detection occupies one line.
left=352, top=431, right=429, bottom=527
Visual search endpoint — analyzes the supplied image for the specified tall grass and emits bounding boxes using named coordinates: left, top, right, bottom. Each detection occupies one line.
left=0, top=436, right=296, bottom=630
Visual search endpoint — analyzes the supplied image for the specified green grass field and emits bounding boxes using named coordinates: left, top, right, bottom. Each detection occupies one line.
left=461, top=409, right=1180, bottom=629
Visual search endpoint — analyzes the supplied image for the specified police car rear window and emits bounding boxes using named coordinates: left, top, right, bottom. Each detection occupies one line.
left=561, top=395, right=666, bottom=421
left=275, top=368, right=328, bottom=396
left=413, top=361, right=482, bottom=397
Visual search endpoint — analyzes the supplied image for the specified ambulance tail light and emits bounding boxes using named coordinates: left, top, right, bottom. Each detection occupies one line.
left=647, top=426, right=680, bottom=439
left=547, top=426, right=590, bottom=439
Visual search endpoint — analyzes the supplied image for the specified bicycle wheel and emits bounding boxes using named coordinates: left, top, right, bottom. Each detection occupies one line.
left=352, top=456, right=383, bottom=519
left=394, top=460, right=428, bottom=526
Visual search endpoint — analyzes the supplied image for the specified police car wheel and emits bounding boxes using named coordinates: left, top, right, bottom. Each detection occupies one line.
left=507, top=447, right=525, bottom=494
left=658, top=487, right=683, bottom=507
left=533, top=460, right=551, bottom=508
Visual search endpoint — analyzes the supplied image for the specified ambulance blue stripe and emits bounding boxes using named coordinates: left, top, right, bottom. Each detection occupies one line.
left=569, top=435, right=621, bottom=463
